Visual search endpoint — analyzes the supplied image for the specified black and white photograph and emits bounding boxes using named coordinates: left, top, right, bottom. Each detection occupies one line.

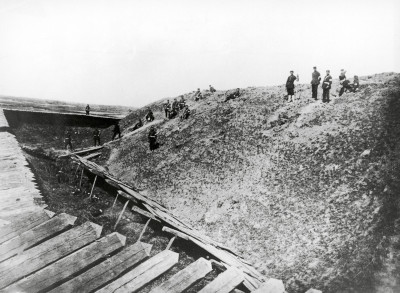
left=0, top=0, right=399, bottom=292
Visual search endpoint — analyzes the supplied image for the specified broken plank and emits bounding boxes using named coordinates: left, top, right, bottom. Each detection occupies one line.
left=4, top=232, right=126, bottom=293
left=198, top=267, right=244, bottom=293
left=0, top=213, right=77, bottom=262
left=82, top=152, right=102, bottom=160
left=252, top=278, right=285, bottom=293
left=50, top=241, right=152, bottom=293
left=132, top=205, right=160, bottom=221
left=149, top=257, right=212, bottom=293
left=0, top=221, right=102, bottom=289
left=96, top=249, right=179, bottom=293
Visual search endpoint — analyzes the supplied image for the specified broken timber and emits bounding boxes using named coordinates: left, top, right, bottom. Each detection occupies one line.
left=198, top=267, right=245, bottom=293
left=69, top=154, right=265, bottom=291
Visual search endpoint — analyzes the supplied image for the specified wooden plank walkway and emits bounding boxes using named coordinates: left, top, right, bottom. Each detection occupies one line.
left=96, top=249, right=179, bottom=293
left=150, top=257, right=212, bottom=293
left=198, top=267, right=244, bottom=293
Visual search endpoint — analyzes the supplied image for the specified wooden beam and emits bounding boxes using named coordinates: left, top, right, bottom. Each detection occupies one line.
left=198, top=267, right=244, bottom=293
left=79, top=167, right=84, bottom=187
left=162, top=226, right=190, bottom=241
left=96, top=249, right=179, bottom=293
left=4, top=232, right=126, bottom=293
left=132, top=205, right=160, bottom=221
left=0, top=209, right=54, bottom=245
left=82, top=152, right=102, bottom=160
left=149, top=257, right=212, bottom=293
left=89, top=175, right=98, bottom=199
left=0, top=213, right=77, bottom=262
left=252, top=278, right=285, bottom=293
left=49, top=241, right=152, bottom=293
left=137, top=218, right=151, bottom=242
left=0, top=221, right=102, bottom=289
left=165, top=236, right=176, bottom=251
left=113, top=199, right=129, bottom=230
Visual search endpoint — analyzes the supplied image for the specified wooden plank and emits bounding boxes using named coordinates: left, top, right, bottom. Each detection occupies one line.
left=0, top=221, right=102, bottom=289
left=0, top=213, right=77, bottom=262
left=96, top=249, right=179, bottom=293
left=150, top=257, right=212, bottom=293
left=132, top=205, right=160, bottom=221
left=0, top=206, right=48, bottom=222
left=50, top=241, right=152, bottom=293
left=82, top=152, right=102, bottom=160
left=113, top=199, right=129, bottom=230
left=59, top=146, right=103, bottom=158
left=4, top=232, right=126, bottom=293
left=252, top=278, right=285, bottom=293
left=198, top=267, right=244, bottom=293
left=162, top=226, right=190, bottom=241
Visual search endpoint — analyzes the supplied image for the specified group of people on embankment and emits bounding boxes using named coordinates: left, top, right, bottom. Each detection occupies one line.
left=286, top=67, right=360, bottom=103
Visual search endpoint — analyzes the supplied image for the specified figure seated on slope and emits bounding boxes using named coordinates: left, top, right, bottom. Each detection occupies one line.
left=145, top=109, right=154, bottom=122
left=180, top=105, right=191, bottom=120
left=225, top=88, right=241, bottom=102
left=132, top=119, right=143, bottom=131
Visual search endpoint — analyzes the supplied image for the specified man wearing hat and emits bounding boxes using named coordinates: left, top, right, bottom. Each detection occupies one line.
left=286, top=71, right=298, bottom=102
left=322, top=70, right=332, bottom=103
left=311, top=67, right=321, bottom=100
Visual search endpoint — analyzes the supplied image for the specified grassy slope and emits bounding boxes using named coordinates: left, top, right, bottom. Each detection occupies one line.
left=102, top=72, right=400, bottom=292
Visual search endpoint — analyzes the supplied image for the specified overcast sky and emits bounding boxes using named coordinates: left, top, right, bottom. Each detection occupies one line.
left=0, top=0, right=399, bottom=107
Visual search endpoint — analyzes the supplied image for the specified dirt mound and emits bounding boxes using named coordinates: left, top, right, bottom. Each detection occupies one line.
left=101, top=73, right=400, bottom=292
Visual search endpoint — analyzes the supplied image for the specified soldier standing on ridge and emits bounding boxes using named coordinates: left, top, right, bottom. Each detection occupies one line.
left=322, top=70, right=332, bottom=103
left=194, top=88, right=202, bottom=101
left=311, top=67, right=321, bottom=100
left=64, top=129, right=73, bottom=150
left=112, top=122, right=121, bottom=140
left=164, top=100, right=171, bottom=118
left=93, top=128, right=101, bottom=146
left=179, top=95, right=186, bottom=110
left=85, top=104, right=90, bottom=115
left=172, top=98, right=179, bottom=112
left=148, top=126, right=158, bottom=151
left=286, top=71, right=298, bottom=102
left=209, top=85, right=216, bottom=93
left=339, top=69, right=347, bottom=97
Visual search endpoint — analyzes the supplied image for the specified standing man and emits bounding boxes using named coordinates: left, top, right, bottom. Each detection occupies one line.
left=93, top=128, right=101, bottom=146
left=112, top=122, right=121, bottom=140
left=164, top=100, right=171, bottom=118
left=322, top=70, right=332, bottom=103
left=311, top=66, right=321, bottom=100
left=194, top=88, right=202, bottom=101
left=286, top=71, right=298, bottom=102
left=179, top=95, right=186, bottom=110
left=148, top=126, right=158, bottom=151
left=172, top=98, right=179, bottom=112
left=85, top=104, right=90, bottom=115
left=64, top=129, right=73, bottom=150
left=339, top=69, right=347, bottom=97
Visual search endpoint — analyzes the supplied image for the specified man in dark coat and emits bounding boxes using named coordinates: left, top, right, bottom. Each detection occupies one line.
left=164, top=100, right=171, bottom=118
left=64, top=130, right=73, bottom=150
left=148, top=126, right=158, bottom=151
left=145, top=109, right=154, bottom=122
left=180, top=105, right=191, bottom=120
left=311, top=67, right=321, bottom=100
left=322, top=70, right=332, bottom=103
left=85, top=104, right=90, bottom=115
left=286, top=71, right=298, bottom=102
left=112, top=123, right=121, bottom=140
left=93, top=128, right=101, bottom=146
left=179, top=96, right=186, bottom=110
left=339, top=69, right=347, bottom=97
left=209, top=85, right=216, bottom=93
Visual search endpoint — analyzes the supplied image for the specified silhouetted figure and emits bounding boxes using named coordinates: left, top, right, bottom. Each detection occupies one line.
left=146, top=109, right=154, bottom=122
left=339, top=69, right=347, bottom=97
left=164, top=100, right=171, bottom=118
left=194, top=88, right=202, bottom=101
left=322, top=70, right=332, bottom=103
left=209, top=85, right=216, bottom=93
left=85, top=104, right=90, bottom=115
left=311, top=67, right=321, bottom=100
left=132, top=119, right=143, bottom=131
left=148, top=126, right=158, bottom=151
left=180, top=105, right=191, bottom=120
left=112, top=123, right=121, bottom=140
left=286, top=71, right=298, bottom=102
left=352, top=75, right=360, bottom=92
left=64, top=130, right=73, bottom=150
left=179, top=95, right=186, bottom=110
left=225, top=88, right=241, bottom=102
left=93, top=128, right=101, bottom=146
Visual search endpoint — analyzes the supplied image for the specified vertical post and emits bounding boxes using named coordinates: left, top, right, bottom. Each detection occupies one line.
left=137, top=218, right=151, bottom=242
left=112, top=192, right=119, bottom=208
left=114, top=199, right=129, bottom=230
left=89, top=175, right=98, bottom=199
